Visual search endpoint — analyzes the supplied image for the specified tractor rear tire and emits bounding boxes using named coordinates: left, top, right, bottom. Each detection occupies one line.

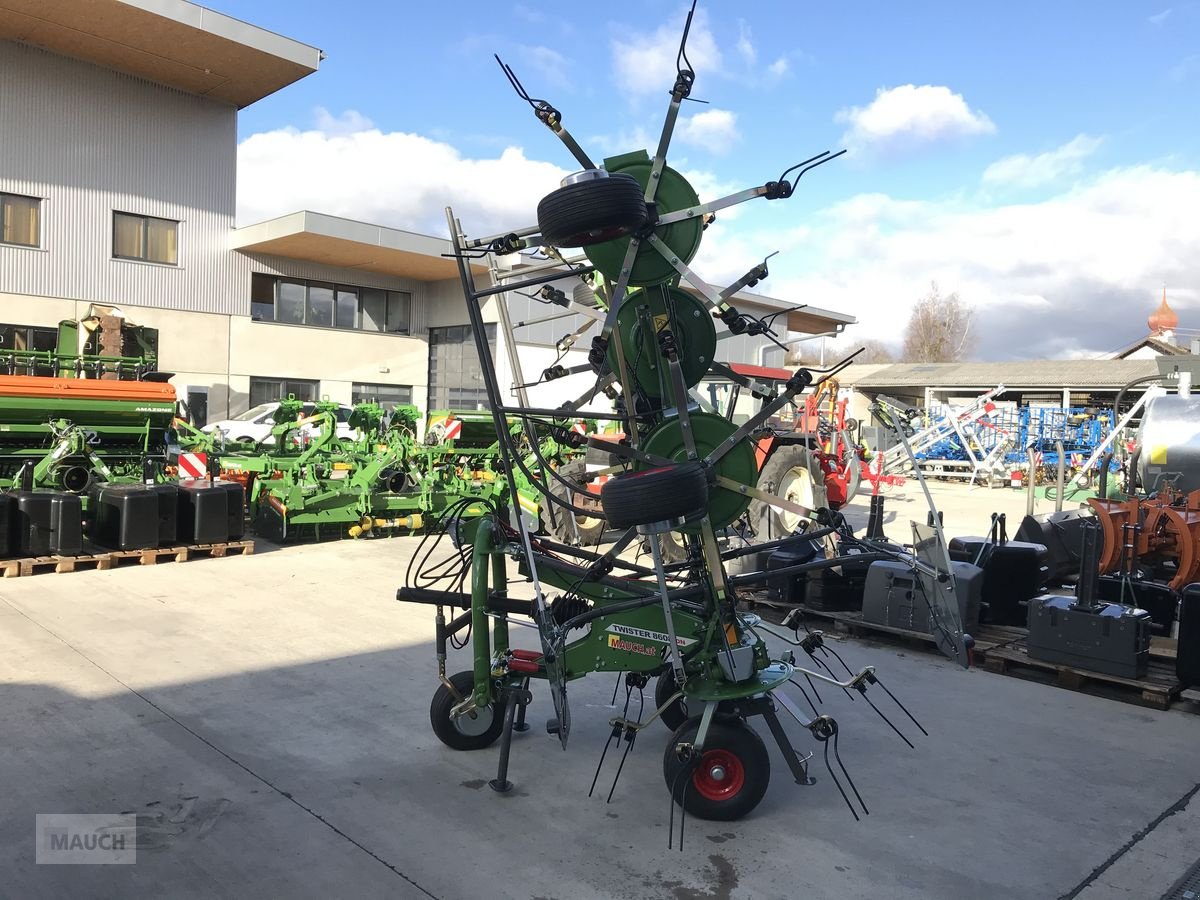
left=537, top=173, right=647, bottom=248
left=601, top=462, right=708, bottom=531
left=642, top=530, right=689, bottom=566
left=550, top=461, right=605, bottom=547
left=429, top=670, right=507, bottom=752
left=750, top=444, right=826, bottom=540
left=663, top=717, right=770, bottom=821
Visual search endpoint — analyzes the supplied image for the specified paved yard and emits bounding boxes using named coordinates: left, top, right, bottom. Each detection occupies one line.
left=2, top=532, right=1197, bottom=899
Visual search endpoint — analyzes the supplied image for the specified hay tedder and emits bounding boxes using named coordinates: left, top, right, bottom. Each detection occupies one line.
left=397, top=3, right=970, bottom=834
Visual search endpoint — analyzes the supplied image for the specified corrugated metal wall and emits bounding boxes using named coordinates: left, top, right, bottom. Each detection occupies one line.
left=0, top=41, right=243, bottom=315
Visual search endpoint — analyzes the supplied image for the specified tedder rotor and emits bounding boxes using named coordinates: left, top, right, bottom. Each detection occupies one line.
left=396, top=2, right=969, bottom=836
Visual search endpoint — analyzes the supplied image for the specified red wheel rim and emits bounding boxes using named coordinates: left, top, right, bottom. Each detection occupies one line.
left=691, top=749, right=745, bottom=802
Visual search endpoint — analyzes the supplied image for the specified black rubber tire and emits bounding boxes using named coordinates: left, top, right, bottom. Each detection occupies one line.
left=537, top=174, right=647, bottom=248
left=601, top=462, right=708, bottom=530
left=429, top=670, right=507, bottom=751
left=643, top=530, right=689, bottom=565
left=750, top=444, right=826, bottom=540
left=655, top=672, right=691, bottom=732
left=550, top=461, right=605, bottom=546
left=663, top=717, right=770, bottom=821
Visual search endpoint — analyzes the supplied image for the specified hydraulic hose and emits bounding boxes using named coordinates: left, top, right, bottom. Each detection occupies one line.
left=1099, top=373, right=1169, bottom=499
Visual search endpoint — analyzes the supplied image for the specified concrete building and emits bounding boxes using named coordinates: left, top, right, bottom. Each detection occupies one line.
left=0, top=0, right=853, bottom=427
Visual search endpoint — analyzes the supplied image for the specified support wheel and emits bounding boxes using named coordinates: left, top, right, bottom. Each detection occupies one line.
left=663, top=717, right=770, bottom=821
left=429, top=671, right=507, bottom=751
left=601, top=462, right=707, bottom=530
left=537, top=173, right=647, bottom=248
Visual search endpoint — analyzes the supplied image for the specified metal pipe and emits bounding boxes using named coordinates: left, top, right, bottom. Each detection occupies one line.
left=1026, top=445, right=1037, bottom=517
left=1055, top=440, right=1066, bottom=513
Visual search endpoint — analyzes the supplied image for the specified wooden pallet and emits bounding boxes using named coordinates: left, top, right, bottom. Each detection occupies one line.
left=757, top=602, right=1025, bottom=655
left=0, top=540, right=254, bottom=578
left=983, top=641, right=1183, bottom=711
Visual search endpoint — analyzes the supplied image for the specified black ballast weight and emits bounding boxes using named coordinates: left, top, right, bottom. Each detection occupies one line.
left=600, top=462, right=708, bottom=530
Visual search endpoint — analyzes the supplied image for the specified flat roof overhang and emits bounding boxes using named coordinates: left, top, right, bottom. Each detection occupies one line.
left=233, top=212, right=489, bottom=282
left=0, top=0, right=321, bottom=108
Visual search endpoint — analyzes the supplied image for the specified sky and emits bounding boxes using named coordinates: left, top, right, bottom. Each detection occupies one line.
left=215, top=0, right=1200, bottom=361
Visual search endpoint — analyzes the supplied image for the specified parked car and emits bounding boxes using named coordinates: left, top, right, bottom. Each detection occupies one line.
left=202, top=401, right=356, bottom=445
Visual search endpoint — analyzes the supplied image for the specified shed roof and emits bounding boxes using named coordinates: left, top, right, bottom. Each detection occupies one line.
left=836, top=359, right=1162, bottom=390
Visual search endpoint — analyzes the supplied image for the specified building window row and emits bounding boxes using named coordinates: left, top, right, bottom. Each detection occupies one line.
left=249, top=377, right=415, bottom=415
left=251, top=274, right=411, bottom=335
left=1, top=194, right=180, bottom=265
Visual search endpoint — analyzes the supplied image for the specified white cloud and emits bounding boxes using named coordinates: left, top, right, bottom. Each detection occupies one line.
left=735, top=20, right=757, bottom=67
left=611, top=8, right=723, bottom=97
left=767, top=57, right=789, bottom=79
left=835, top=84, right=995, bottom=152
left=676, top=109, right=740, bottom=152
left=982, top=134, right=1103, bottom=189
left=689, top=165, right=1200, bottom=359
left=1149, top=8, right=1172, bottom=25
left=236, top=112, right=569, bottom=236
left=313, top=108, right=375, bottom=136
left=518, top=44, right=571, bottom=89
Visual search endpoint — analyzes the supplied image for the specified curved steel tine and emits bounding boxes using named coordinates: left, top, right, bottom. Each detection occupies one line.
left=788, top=678, right=821, bottom=717
left=823, top=739, right=859, bottom=821
left=859, top=688, right=915, bottom=749
left=833, top=728, right=869, bottom=816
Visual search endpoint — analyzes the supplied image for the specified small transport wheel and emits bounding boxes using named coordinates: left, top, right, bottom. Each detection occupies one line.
left=537, top=171, right=648, bottom=248
left=429, top=670, right=507, bottom=751
left=750, top=444, right=826, bottom=539
left=663, top=717, right=770, bottom=821
left=601, top=462, right=708, bottom=530
left=550, top=461, right=605, bottom=546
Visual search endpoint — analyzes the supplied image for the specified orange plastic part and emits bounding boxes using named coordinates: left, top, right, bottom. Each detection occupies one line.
left=0, top=375, right=176, bottom=402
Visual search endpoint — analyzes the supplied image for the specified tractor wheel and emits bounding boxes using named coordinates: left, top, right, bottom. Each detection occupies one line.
left=601, top=462, right=708, bottom=531
left=642, top=530, right=689, bottom=566
left=550, top=461, right=605, bottom=546
left=537, top=172, right=647, bottom=249
left=429, top=670, right=507, bottom=752
left=663, top=717, right=770, bottom=821
left=842, top=453, right=862, bottom=504
left=750, top=445, right=826, bottom=540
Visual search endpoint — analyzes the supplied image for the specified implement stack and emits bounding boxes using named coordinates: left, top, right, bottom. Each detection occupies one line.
left=0, top=309, right=247, bottom=574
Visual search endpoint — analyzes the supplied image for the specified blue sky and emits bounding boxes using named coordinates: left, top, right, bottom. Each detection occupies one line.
left=216, top=1, right=1200, bottom=360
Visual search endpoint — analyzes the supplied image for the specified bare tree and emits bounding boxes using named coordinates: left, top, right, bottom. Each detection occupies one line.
left=900, top=283, right=975, bottom=362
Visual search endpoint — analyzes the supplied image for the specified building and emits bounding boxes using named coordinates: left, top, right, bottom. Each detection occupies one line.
left=1106, top=289, right=1193, bottom=360
left=0, top=0, right=854, bottom=428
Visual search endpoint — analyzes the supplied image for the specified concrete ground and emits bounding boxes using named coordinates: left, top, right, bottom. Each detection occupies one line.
left=3, top=497, right=1199, bottom=899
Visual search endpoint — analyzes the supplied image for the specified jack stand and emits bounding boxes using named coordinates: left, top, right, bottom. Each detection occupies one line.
left=490, top=685, right=533, bottom=793
left=513, top=677, right=531, bottom=733
left=865, top=494, right=886, bottom=541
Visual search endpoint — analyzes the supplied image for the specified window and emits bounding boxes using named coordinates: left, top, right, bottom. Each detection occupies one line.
left=251, top=275, right=411, bottom=334
left=113, top=212, right=178, bottom=265
left=0, top=323, right=58, bottom=375
left=427, top=324, right=494, bottom=410
left=1, top=193, right=40, bottom=248
left=352, top=383, right=414, bottom=412
left=251, top=273, right=275, bottom=321
left=248, top=377, right=319, bottom=409
left=361, top=289, right=411, bottom=334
